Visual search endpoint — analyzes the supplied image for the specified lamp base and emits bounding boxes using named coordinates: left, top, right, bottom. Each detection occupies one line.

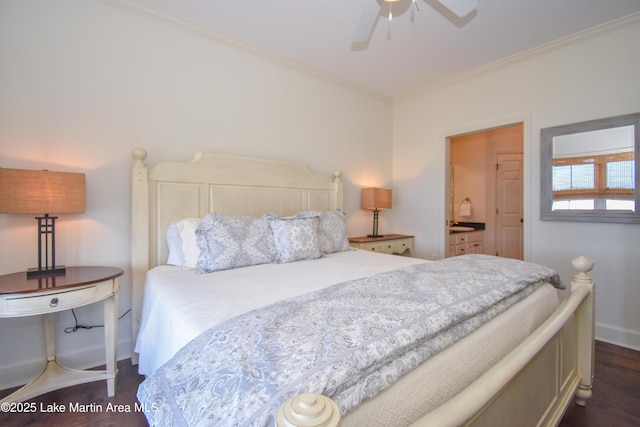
left=27, top=266, right=66, bottom=279
left=367, top=234, right=384, bottom=238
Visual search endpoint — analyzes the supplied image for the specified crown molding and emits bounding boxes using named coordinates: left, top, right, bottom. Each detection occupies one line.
left=398, top=11, right=640, bottom=102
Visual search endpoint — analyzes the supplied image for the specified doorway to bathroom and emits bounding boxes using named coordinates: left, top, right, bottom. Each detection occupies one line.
left=446, top=123, right=524, bottom=260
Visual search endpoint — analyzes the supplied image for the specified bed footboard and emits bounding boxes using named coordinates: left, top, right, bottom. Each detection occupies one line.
left=276, top=256, right=595, bottom=427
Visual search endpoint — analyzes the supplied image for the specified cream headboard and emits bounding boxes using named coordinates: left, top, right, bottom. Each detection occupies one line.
left=130, top=148, right=343, bottom=362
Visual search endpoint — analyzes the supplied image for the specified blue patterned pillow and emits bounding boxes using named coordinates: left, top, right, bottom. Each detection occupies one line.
left=294, top=210, right=352, bottom=254
left=267, top=215, right=324, bottom=263
left=195, top=213, right=276, bottom=273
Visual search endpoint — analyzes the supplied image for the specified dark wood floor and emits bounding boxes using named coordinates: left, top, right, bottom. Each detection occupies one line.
left=0, top=359, right=148, bottom=427
left=558, top=340, right=640, bottom=427
left=1, top=340, right=638, bottom=426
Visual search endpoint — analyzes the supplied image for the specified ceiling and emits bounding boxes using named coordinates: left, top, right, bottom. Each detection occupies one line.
left=128, top=0, right=640, bottom=100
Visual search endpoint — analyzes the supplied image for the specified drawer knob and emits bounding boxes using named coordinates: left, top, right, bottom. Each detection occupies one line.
left=50, top=297, right=59, bottom=307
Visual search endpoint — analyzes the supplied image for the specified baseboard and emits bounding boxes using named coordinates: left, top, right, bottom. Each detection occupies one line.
left=595, top=322, right=640, bottom=351
left=0, top=338, right=132, bottom=392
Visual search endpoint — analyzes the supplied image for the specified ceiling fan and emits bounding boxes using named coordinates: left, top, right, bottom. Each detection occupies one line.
left=353, top=0, right=478, bottom=42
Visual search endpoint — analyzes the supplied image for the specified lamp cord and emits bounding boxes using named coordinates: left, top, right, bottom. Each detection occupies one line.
left=64, top=308, right=131, bottom=333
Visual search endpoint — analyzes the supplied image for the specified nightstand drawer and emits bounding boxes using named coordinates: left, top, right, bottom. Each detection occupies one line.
left=358, top=242, right=386, bottom=253
left=1, top=280, right=115, bottom=316
left=349, top=234, right=415, bottom=257
left=390, top=238, right=413, bottom=254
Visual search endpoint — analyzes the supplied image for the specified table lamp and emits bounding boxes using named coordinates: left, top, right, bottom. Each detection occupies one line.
left=0, top=168, right=85, bottom=278
left=361, top=187, right=392, bottom=237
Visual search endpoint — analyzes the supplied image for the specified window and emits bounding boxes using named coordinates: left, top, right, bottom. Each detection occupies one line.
left=552, top=151, right=634, bottom=210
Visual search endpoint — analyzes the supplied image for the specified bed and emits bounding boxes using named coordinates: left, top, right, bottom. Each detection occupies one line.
left=129, top=148, right=595, bottom=427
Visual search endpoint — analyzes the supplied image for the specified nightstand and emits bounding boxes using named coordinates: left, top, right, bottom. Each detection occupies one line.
left=0, top=266, right=123, bottom=403
left=348, top=234, right=415, bottom=257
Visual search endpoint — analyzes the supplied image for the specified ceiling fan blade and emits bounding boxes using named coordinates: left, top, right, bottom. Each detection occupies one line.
left=353, top=0, right=382, bottom=43
left=437, top=0, right=478, bottom=17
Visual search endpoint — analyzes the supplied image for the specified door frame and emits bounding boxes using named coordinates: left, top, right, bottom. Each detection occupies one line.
left=443, top=115, right=532, bottom=260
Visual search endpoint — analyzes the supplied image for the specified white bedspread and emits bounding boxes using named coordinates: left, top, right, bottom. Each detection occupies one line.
left=137, top=255, right=561, bottom=427
left=135, top=251, right=560, bottom=426
left=135, top=249, right=426, bottom=376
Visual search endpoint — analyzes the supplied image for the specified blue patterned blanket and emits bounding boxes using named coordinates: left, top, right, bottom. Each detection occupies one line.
left=137, top=254, right=562, bottom=426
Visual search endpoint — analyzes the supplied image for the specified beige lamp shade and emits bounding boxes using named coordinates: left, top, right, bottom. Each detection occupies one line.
left=361, top=188, right=392, bottom=210
left=0, top=168, right=85, bottom=214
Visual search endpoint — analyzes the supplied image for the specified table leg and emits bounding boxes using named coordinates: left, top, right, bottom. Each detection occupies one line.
left=44, top=312, right=56, bottom=362
left=103, top=293, right=119, bottom=397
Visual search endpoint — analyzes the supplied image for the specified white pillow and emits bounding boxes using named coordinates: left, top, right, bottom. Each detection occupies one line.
left=166, top=221, right=184, bottom=266
left=177, top=218, right=202, bottom=270
left=166, top=218, right=201, bottom=269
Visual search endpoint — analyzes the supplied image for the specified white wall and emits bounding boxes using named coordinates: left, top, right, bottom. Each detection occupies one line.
left=392, top=16, right=640, bottom=350
left=0, top=0, right=393, bottom=388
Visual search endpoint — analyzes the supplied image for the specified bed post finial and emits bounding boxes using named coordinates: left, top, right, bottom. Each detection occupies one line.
left=571, top=256, right=594, bottom=284
left=276, top=393, right=341, bottom=427
left=132, top=147, right=148, bottom=163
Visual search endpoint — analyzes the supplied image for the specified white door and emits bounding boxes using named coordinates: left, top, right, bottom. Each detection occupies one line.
left=495, top=153, right=523, bottom=260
